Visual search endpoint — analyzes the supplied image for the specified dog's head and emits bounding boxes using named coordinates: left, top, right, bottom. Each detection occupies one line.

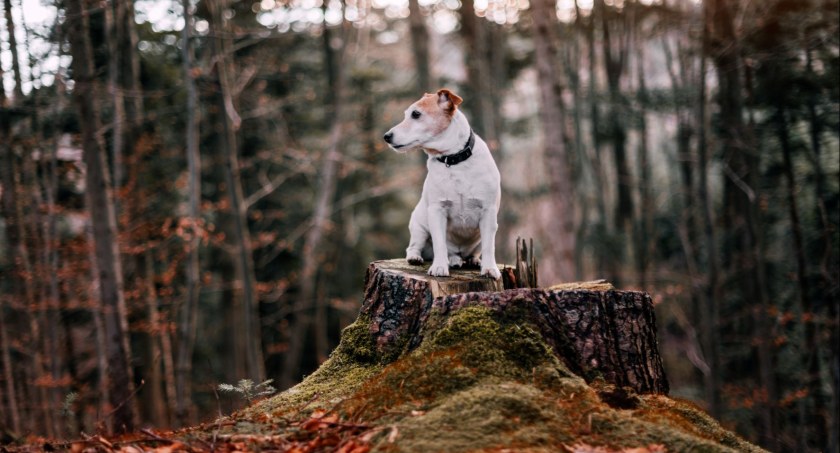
left=383, top=89, right=463, bottom=153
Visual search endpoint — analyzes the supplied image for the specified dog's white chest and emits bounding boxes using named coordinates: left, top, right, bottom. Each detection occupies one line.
left=430, top=166, right=489, bottom=229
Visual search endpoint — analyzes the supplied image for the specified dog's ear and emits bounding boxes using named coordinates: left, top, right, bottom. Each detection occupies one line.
left=437, top=89, right=463, bottom=115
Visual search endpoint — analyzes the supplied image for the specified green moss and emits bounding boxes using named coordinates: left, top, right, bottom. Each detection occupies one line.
left=637, top=395, right=765, bottom=453
left=233, top=302, right=766, bottom=453
left=385, top=382, right=558, bottom=452
left=245, top=317, right=382, bottom=417
left=343, top=349, right=478, bottom=421
left=334, top=316, right=378, bottom=363
left=420, top=306, right=578, bottom=383
left=578, top=411, right=713, bottom=452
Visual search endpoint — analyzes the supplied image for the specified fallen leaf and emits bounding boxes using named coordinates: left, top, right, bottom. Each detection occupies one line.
left=387, top=425, right=399, bottom=443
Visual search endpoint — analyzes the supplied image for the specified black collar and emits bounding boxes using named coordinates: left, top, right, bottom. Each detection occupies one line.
left=436, top=130, right=475, bottom=167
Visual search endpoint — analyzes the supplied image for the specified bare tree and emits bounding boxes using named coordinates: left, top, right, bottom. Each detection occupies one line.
left=3, top=0, right=23, bottom=101
left=598, top=0, right=633, bottom=286
left=281, top=6, right=349, bottom=389
left=696, top=0, right=722, bottom=419
left=209, top=0, right=266, bottom=385
left=66, top=0, right=138, bottom=432
left=408, top=0, right=431, bottom=92
left=709, top=0, right=777, bottom=447
left=0, top=64, right=22, bottom=432
left=530, top=0, right=575, bottom=282
left=460, top=0, right=498, bottom=151
left=175, top=0, right=202, bottom=427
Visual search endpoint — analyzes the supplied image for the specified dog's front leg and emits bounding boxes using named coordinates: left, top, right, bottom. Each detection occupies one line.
left=427, top=205, right=450, bottom=277
left=479, top=210, right=501, bottom=279
left=406, top=209, right=429, bottom=265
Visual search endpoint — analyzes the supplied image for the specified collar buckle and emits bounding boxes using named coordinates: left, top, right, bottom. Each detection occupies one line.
left=436, top=130, right=475, bottom=167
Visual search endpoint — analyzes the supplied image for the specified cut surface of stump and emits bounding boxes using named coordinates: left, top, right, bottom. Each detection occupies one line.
left=361, top=259, right=668, bottom=394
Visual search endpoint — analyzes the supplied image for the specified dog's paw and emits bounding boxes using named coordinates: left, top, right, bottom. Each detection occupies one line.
left=481, top=265, right=501, bottom=280
left=428, top=261, right=450, bottom=277
left=448, top=255, right=464, bottom=268
left=465, top=256, right=481, bottom=269
left=406, top=253, right=424, bottom=265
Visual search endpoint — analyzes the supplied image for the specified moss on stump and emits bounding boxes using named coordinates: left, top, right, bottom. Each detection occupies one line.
left=217, top=261, right=764, bottom=452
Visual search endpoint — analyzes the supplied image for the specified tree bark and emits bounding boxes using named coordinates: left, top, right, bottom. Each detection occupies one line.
left=280, top=8, right=349, bottom=389
left=408, top=0, right=431, bottom=92
left=0, top=36, right=22, bottom=437
left=697, top=0, right=722, bottom=419
left=709, top=0, right=777, bottom=447
left=143, top=248, right=167, bottom=425
left=175, top=0, right=202, bottom=426
left=104, top=2, right=125, bottom=194
left=635, top=38, right=652, bottom=290
left=598, top=0, right=632, bottom=289
left=359, top=260, right=668, bottom=394
left=776, top=104, right=827, bottom=447
left=209, top=0, right=266, bottom=384
left=530, top=0, right=576, bottom=283
left=66, top=0, right=137, bottom=432
left=3, top=0, right=23, bottom=100
left=460, top=0, right=497, bottom=151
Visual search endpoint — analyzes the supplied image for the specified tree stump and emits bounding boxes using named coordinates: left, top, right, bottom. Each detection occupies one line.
left=361, top=259, right=668, bottom=394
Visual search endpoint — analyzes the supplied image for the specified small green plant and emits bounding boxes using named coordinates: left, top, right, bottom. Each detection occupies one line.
left=61, top=392, right=79, bottom=436
left=61, top=392, right=78, bottom=418
left=218, top=378, right=277, bottom=403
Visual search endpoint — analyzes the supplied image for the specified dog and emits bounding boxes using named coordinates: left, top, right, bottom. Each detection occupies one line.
left=383, top=89, right=501, bottom=279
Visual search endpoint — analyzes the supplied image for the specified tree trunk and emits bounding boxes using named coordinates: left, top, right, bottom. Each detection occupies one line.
left=280, top=9, right=349, bottom=389
left=104, top=2, right=125, bottom=194
left=0, top=48, right=22, bottom=436
left=0, top=295, right=20, bottom=433
left=599, top=0, right=632, bottom=288
left=408, top=0, right=431, bottom=92
left=776, top=105, right=826, bottom=447
left=460, top=0, right=497, bottom=151
left=359, top=260, right=668, bottom=394
left=530, top=0, right=575, bottom=283
left=805, top=45, right=837, bottom=453
left=710, top=0, right=777, bottom=447
left=696, top=0, right=721, bottom=419
left=175, top=0, right=202, bottom=426
left=209, top=0, right=265, bottom=384
left=117, top=0, right=143, bottom=132
left=143, top=248, right=167, bottom=425
left=3, top=0, right=23, bottom=100
left=1, top=19, right=53, bottom=435
left=280, top=87, right=345, bottom=388
left=635, top=41, right=652, bottom=290
left=66, top=0, right=137, bottom=432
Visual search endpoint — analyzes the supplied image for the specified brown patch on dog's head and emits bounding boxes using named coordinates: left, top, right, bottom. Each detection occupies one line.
left=383, top=89, right=464, bottom=152
left=416, top=93, right=442, bottom=114
left=436, top=89, right=463, bottom=116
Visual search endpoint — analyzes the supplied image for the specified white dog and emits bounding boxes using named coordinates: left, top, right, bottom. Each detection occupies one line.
left=384, top=89, right=501, bottom=279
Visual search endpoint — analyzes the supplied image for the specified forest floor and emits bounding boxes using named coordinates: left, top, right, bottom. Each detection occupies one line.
left=2, top=264, right=768, bottom=453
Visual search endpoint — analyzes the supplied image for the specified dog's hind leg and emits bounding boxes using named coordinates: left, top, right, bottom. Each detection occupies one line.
left=464, top=245, right=482, bottom=269
left=447, top=252, right=464, bottom=268
left=478, top=210, right=501, bottom=279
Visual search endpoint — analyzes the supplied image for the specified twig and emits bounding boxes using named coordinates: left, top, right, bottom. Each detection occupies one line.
left=140, top=428, right=169, bottom=442
left=101, top=379, right=146, bottom=425
left=212, top=384, right=224, bottom=451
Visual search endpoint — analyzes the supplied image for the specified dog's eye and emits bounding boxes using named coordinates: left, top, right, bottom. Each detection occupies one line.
left=411, top=110, right=421, bottom=119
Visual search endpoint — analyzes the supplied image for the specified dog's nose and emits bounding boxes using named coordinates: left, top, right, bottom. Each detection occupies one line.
left=383, top=132, right=393, bottom=143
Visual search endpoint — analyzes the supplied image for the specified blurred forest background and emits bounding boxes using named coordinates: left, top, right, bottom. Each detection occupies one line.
left=0, top=0, right=837, bottom=450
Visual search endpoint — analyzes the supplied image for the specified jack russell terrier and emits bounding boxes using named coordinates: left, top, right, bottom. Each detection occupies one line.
left=384, top=89, right=501, bottom=280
